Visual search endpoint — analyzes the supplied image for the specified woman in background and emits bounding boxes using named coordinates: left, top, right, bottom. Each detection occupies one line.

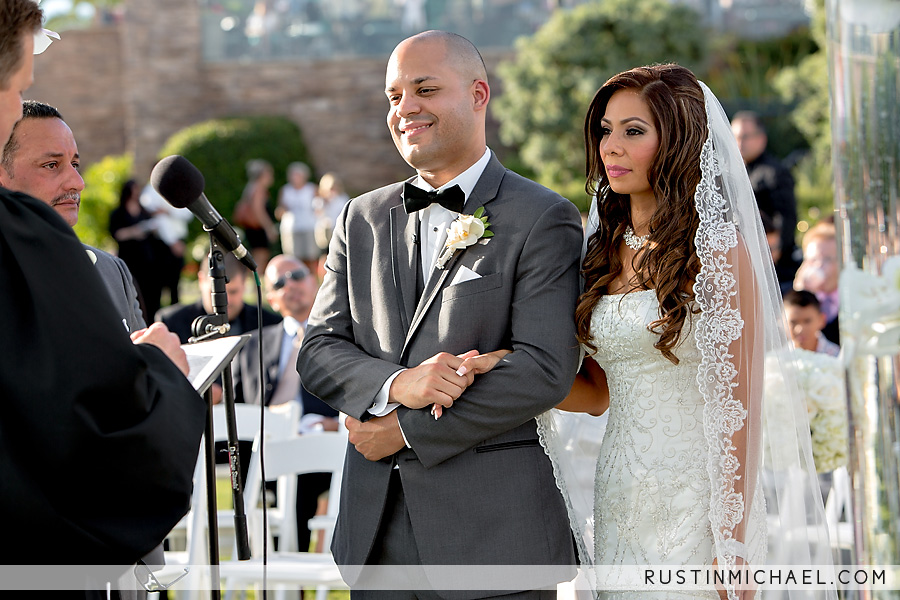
left=109, top=178, right=166, bottom=322
left=276, top=161, right=319, bottom=273
left=235, top=158, right=277, bottom=270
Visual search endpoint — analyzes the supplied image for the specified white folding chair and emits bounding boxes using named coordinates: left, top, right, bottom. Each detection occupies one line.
left=156, top=402, right=300, bottom=599
left=825, top=466, right=854, bottom=562
left=220, top=432, right=350, bottom=600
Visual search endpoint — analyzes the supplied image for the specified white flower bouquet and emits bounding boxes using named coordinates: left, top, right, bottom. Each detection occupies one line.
left=764, top=348, right=848, bottom=474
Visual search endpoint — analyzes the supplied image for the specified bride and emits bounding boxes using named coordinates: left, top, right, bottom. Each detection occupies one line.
left=537, top=65, right=837, bottom=599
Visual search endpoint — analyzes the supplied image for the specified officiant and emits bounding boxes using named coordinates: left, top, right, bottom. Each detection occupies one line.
left=0, top=1, right=206, bottom=593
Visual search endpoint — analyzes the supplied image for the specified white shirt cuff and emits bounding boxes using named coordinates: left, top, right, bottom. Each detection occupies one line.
left=369, top=370, right=404, bottom=416
left=369, top=370, right=412, bottom=449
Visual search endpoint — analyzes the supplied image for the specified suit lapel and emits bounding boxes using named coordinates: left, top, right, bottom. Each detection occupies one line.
left=390, top=202, right=418, bottom=334
left=399, top=155, right=506, bottom=359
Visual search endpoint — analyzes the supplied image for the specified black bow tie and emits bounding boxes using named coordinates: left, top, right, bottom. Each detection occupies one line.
left=403, top=182, right=465, bottom=214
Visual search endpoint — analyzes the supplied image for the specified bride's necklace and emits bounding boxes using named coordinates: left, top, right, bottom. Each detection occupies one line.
left=623, top=225, right=649, bottom=250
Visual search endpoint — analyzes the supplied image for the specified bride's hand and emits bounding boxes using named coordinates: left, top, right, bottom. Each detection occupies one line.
left=711, top=558, right=756, bottom=600
left=458, top=349, right=512, bottom=375
left=431, top=349, right=512, bottom=419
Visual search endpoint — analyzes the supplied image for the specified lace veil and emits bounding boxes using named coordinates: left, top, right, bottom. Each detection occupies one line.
left=537, top=82, right=837, bottom=599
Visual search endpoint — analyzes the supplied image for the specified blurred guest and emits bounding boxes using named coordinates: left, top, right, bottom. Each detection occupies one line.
left=109, top=179, right=168, bottom=322
left=276, top=161, right=318, bottom=273
left=238, top=255, right=335, bottom=424
left=157, top=250, right=281, bottom=413
left=761, top=211, right=781, bottom=264
left=156, top=250, right=282, bottom=344
left=761, top=211, right=794, bottom=295
left=140, top=182, right=192, bottom=306
left=794, top=221, right=840, bottom=344
left=238, top=254, right=338, bottom=552
left=311, top=171, right=349, bottom=254
left=0, top=101, right=145, bottom=332
left=784, top=289, right=840, bottom=357
left=732, top=110, right=800, bottom=283
left=233, top=158, right=277, bottom=271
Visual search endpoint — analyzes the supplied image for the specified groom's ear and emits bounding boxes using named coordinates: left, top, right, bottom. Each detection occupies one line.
left=472, top=79, right=490, bottom=112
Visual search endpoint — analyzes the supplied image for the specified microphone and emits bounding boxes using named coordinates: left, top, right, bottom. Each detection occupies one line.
left=150, top=155, right=258, bottom=271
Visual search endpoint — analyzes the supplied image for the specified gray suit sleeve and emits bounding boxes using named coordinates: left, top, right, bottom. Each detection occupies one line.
left=398, top=199, right=583, bottom=468
left=114, top=257, right=147, bottom=331
left=298, top=204, right=405, bottom=420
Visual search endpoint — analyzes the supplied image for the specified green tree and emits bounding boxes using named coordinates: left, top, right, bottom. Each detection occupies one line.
left=772, top=0, right=833, bottom=223
left=74, top=152, right=132, bottom=251
left=45, top=0, right=124, bottom=31
left=493, top=0, right=708, bottom=210
left=158, top=115, right=314, bottom=243
left=705, top=27, right=817, bottom=161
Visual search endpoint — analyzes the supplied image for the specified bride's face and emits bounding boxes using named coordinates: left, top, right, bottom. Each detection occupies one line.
left=598, top=89, right=660, bottom=205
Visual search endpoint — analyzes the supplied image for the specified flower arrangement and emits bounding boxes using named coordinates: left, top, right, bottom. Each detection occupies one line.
left=764, top=348, right=848, bottom=474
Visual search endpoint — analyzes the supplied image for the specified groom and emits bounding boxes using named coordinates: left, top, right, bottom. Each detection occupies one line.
left=298, top=31, right=581, bottom=598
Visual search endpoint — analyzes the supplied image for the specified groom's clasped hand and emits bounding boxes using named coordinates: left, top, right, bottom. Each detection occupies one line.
left=390, top=349, right=511, bottom=410
left=345, top=349, right=510, bottom=461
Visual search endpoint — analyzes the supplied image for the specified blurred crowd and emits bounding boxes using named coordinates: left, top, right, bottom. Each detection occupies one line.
left=106, top=159, right=348, bottom=325
left=730, top=110, right=840, bottom=358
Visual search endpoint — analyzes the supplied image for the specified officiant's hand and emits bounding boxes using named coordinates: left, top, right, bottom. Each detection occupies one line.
left=131, top=322, right=190, bottom=376
left=389, top=351, right=479, bottom=410
left=346, top=411, right=405, bottom=461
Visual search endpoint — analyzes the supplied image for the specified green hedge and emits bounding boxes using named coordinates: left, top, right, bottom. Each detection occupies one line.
left=158, top=115, right=314, bottom=242
left=74, top=153, right=133, bottom=252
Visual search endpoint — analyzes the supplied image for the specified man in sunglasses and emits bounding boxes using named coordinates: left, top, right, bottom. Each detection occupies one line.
left=238, top=254, right=339, bottom=552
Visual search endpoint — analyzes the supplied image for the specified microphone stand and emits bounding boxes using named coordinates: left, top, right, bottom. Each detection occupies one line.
left=190, top=237, right=252, bottom=599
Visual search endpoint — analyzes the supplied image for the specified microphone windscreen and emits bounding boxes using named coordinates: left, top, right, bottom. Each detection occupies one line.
left=150, top=155, right=205, bottom=208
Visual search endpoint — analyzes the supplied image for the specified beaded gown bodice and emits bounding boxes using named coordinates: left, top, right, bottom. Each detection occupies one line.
left=589, top=289, right=717, bottom=598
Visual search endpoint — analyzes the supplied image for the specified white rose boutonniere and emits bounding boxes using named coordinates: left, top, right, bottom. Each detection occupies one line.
left=434, top=207, right=493, bottom=270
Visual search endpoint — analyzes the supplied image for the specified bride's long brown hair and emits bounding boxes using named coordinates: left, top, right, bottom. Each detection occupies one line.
left=577, top=64, right=707, bottom=364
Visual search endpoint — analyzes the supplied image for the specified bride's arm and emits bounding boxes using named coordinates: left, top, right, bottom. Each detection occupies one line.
left=556, top=356, right=609, bottom=416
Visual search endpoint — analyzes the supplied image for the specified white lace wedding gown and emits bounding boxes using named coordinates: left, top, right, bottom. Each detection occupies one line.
left=590, top=289, right=718, bottom=599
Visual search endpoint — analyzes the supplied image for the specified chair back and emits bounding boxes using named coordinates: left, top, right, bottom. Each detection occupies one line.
left=213, top=401, right=301, bottom=443
left=243, top=432, right=348, bottom=556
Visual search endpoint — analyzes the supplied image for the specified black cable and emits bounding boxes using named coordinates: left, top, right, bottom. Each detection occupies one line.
left=252, top=270, right=268, bottom=599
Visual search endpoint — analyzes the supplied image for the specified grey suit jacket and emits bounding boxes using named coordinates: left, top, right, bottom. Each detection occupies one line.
left=299, top=156, right=582, bottom=594
left=86, top=244, right=146, bottom=333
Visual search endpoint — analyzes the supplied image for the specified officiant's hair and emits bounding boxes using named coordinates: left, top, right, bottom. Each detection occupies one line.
left=578, top=64, right=707, bottom=364
left=0, top=0, right=42, bottom=90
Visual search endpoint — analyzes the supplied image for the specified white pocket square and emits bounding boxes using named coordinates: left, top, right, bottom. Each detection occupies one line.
left=448, top=265, right=481, bottom=287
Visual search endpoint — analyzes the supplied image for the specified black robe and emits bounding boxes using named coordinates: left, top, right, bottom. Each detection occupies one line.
left=0, top=188, right=206, bottom=571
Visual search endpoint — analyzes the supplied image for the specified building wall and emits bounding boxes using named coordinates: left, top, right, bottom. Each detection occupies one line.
left=27, top=0, right=511, bottom=197
left=27, top=27, right=127, bottom=169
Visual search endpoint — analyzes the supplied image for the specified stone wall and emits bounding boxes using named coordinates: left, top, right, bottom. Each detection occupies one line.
left=27, top=0, right=512, bottom=197
left=27, top=27, right=127, bottom=168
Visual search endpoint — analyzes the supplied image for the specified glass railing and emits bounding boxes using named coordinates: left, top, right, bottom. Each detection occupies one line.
left=198, top=0, right=572, bottom=62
